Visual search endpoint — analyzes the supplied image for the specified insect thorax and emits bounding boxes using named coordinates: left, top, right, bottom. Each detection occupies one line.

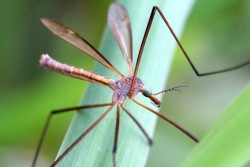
left=111, top=76, right=144, bottom=104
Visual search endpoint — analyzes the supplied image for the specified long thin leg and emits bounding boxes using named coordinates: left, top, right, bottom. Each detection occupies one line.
left=31, top=103, right=112, bottom=167
left=121, top=105, right=153, bottom=145
left=132, top=99, right=199, bottom=143
left=51, top=103, right=114, bottom=167
left=112, top=105, right=120, bottom=167
left=151, top=7, right=250, bottom=76
left=129, top=6, right=250, bottom=96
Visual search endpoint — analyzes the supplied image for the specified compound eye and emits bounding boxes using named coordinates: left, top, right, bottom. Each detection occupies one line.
left=142, top=88, right=152, bottom=97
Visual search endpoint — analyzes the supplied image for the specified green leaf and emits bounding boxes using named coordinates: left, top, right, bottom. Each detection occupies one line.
left=56, top=0, right=195, bottom=166
left=182, top=84, right=250, bottom=167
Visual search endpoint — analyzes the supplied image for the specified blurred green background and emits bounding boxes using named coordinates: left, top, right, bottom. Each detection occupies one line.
left=0, top=0, right=249, bottom=167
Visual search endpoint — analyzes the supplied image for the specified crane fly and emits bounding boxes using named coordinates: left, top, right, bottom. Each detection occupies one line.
left=33, top=2, right=250, bottom=167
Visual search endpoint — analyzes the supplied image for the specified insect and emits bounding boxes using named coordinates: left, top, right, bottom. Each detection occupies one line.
left=33, top=2, right=250, bottom=167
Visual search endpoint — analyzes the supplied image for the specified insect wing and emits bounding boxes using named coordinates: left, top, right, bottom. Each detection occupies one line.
left=41, top=18, right=124, bottom=77
left=108, top=3, right=133, bottom=75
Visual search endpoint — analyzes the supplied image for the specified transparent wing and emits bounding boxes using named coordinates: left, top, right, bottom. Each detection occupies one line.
left=41, top=18, right=124, bottom=77
left=108, top=3, right=133, bottom=75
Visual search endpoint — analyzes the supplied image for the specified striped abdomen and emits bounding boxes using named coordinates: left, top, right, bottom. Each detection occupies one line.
left=40, top=54, right=114, bottom=87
